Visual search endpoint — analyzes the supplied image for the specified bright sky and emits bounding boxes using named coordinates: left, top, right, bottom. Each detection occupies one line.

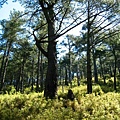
left=0, top=0, right=24, bottom=20
left=0, top=0, right=80, bottom=35
left=0, top=0, right=80, bottom=57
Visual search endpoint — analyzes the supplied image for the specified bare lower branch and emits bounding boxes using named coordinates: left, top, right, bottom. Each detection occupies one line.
left=32, top=31, right=48, bottom=58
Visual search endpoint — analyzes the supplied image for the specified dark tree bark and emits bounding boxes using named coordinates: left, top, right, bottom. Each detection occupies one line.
left=15, top=68, right=21, bottom=91
left=0, top=52, right=6, bottom=90
left=39, top=1, right=58, bottom=99
left=44, top=41, right=57, bottom=98
left=0, top=41, right=12, bottom=90
left=87, top=0, right=92, bottom=94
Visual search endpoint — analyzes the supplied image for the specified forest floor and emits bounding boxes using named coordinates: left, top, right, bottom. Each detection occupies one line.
left=0, top=78, right=120, bottom=120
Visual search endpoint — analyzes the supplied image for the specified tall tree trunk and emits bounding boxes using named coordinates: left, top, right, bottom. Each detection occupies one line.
left=43, top=7, right=57, bottom=99
left=37, top=1, right=58, bottom=98
left=87, top=0, right=92, bottom=94
left=0, top=41, right=11, bottom=90
left=68, top=38, right=72, bottom=87
left=0, top=53, right=6, bottom=90
left=44, top=41, right=57, bottom=98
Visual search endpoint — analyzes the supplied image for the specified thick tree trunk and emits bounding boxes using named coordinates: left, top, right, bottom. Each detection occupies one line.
left=44, top=41, right=57, bottom=98
left=87, top=48, right=92, bottom=93
left=43, top=7, right=58, bottom=98
left=87, top=0, right=92, bottom=94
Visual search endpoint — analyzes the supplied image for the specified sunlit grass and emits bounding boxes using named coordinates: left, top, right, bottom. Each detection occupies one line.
left=0, top=81, right=120, bottom=120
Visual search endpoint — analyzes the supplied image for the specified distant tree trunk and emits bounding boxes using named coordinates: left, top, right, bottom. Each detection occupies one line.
left=118, top=62, right=120, bottom=74
left=0, top=53, right=6, bottom=90
left=20, top=58, right=25, bottom=93
left=0, top=41, right=11, bottom=90
left=87, top=0, right=92, bottom=94
left=68, top=38, right=72, bottom=88
left=31, top=57, right=34, bottom=91
left=40, top=52, right=44, bottom=92
left=109, top=64, right=113, bottom=77
left=65, top=66, right=68, bottom=86
left=15, top=67, right=21, bottom=91
left=92, top=49, right=98, bottom=83
left=77, top=64, right=80, bottom=86
left=113, top=49, right=117, bottom=91
left=18, top=65, right=22, bottom=92
left=82, top=65, right=87, bottom=79
left=36, top=50, right=40, bottom=92
left=99, top=55, right=106, bottom=84
left=80, top=67, right=84, bottom=79
left=59, top=63, right=61, bottom=85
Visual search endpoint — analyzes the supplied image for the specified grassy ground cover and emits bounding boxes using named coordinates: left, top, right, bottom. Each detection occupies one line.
left=0, top=84, right=120, bottom=120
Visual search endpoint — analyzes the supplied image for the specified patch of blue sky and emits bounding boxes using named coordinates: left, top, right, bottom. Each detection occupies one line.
left=0, top=0, right=24, bottom=20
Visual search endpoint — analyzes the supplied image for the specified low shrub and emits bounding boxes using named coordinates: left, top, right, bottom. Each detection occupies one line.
left=2, top=85, right=16, bottom=94
left=0, top=85, right=120, bottom=120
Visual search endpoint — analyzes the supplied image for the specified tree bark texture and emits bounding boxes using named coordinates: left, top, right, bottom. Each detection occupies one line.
left=40, top=3, right=58, bottom=98
left=87, top=0, right=92, bottom=94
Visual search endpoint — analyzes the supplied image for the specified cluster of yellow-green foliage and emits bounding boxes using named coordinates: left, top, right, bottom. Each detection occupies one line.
left=0, top=84, right=120, bottom=120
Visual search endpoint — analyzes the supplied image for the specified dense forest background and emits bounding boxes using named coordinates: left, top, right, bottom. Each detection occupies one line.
left=0, top=0, right=120, bottom=119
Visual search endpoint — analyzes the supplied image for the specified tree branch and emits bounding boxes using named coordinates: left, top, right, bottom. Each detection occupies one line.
left=32, top=31, right=48, bottom=58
